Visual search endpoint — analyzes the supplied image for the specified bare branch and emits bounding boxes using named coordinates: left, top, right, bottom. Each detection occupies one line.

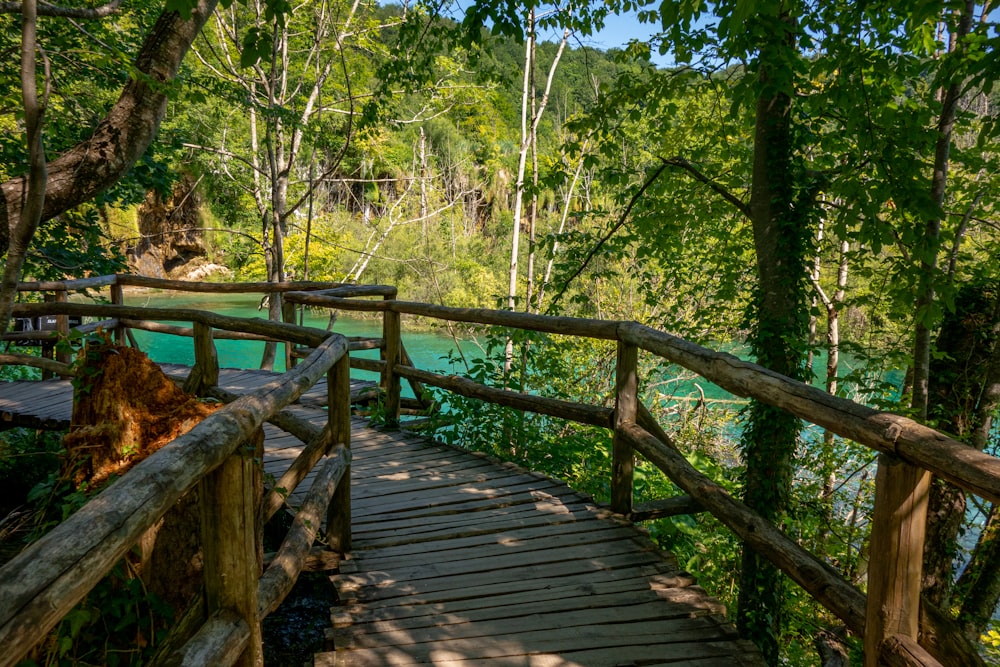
left=0, top=0, right=122, bottom=18
left=662, top=155, right=751, bottom=218
left=547, top=161, right=671, bottom=311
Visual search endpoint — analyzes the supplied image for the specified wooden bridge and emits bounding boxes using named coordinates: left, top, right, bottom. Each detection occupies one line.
left=0, top=275, right=998, bottom=667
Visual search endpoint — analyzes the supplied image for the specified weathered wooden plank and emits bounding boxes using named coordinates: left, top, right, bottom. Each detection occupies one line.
left=349, top=501, right=598, bottom=542
left=339, top=562, right=682, bottom=612
left=348, top=467, right=551, bottom=501
left=348, top=458, right=501, bottom=485
left=351, top=523, right=641, bottom=570
left=351, top=478, right=570, bottom=516
left=321, top=637, right=749, bottom=667
left=338, top=546, right=666, bottom=603
left=335, top=569, right=695, bottom=621
left=350, top=506, right=607, bottom=549
left=338, top=585, right=720, bottom=633
left=338, top=611, right=738, bottom=652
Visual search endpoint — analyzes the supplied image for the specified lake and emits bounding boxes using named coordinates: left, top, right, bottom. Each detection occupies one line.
left=122, top=291, right=895, bottom=412
left=125, top=291, right=470, bottom=387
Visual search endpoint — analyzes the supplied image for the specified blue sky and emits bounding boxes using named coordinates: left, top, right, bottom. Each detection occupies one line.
left=534, top=7, right=677, bottom=67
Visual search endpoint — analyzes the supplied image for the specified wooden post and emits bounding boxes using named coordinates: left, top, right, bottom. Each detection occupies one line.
left=54, top=289, right=69, bottom=367
left=110, top=281, right=125, bottom=345
left=382, top=308, right=401, bottom=428
left=612, top=341, right=637, bottom=515
left=864, top=454, right=930, bottom=667
left=326, top=353, right=352, bottom=553
left=199, top=436, right=264, bottom=667
left=282, top=299, right=297, bottom=369
left=183, top=322, right=219, bottom=397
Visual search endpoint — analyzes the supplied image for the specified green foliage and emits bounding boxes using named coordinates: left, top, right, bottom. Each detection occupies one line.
left=9, top=433, right=174, bottom=666
left=16, top=560, right=174, bottom=667
left=0, top=429, right=62, bottom=518
left=26, top=207, right=127, bottom=282
left=429, top=331, right=617, bottom=496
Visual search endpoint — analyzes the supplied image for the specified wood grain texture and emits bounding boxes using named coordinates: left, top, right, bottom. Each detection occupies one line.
left=318, top=425, right=763, bottom=667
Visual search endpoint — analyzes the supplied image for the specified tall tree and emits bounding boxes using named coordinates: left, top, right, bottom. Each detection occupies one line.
left=1, top=0, right=219, bottom=332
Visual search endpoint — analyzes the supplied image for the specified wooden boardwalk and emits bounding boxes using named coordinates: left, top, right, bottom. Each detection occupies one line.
left=0, top=370, right=762, bottom=666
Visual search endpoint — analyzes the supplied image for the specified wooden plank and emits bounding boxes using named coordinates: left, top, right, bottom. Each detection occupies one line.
left=339, top=562, right=682, bottom=611
left=322, top=637, right=748, bottom=667
left=335, top=568, right=695, bottom=621
left=349, top=505, right=607, bottom=549
left=348, top=467, right=549, bottom=501
left=338, top=612, right=738, bottom=652
left=351, top=523, right=641, bottom=570
left=337, top=549, right=668, bottom=603
left=350, top=479, right=571, bottom=517
left=319, top=647, right=757, bottom=667
left=337, top=585, right=719, bottom=632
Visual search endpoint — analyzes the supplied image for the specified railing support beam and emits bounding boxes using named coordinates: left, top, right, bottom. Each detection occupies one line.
left=612, top=341, right=637, bottom=515
left=110, top=281, right=125, bottom=345
left=184, top=321, right=219, bottom=396
left=327, top=354, right=352, bottom=553
left=864, top=454, right=930, bottom=667
left=382, top=308, right=402, bottom=427
left=199, top=431, right=264, bottom=667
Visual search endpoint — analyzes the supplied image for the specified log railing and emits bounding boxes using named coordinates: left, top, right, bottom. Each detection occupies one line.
left=282, top=287, right=999, bottom=667
left=0, top=291, right=354, bottom=667
left=3, top=274, right=996, bottom=665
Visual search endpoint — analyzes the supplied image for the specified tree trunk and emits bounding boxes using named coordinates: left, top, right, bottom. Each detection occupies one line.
left=2, top=0, right=47, bottom=337
left=0, top=0, right=220, bottom=333
left=924, top=282, right=1000, bottom=617
left=737, top=11, right=812, bottom=664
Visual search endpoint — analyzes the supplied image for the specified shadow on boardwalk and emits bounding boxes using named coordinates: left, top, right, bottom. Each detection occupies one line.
left=0, top=368, right=762, bottom=667
left=317, top=425, right=762, bottom=667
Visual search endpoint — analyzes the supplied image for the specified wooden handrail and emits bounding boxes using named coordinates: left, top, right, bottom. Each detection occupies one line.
left=0, top=322, right=351, bottom=666
left=6, top=278, right=995, bottom=665
left=282, top=289, right=991, bottom=665
left=281, top=292, right=1000, bottom=505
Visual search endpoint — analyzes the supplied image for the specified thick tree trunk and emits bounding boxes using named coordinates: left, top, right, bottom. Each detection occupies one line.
left=0, top=0, right=220, bottom=333
left=738, top=17, right=812, bottom=663
left=923, top=282, right=1000, bottom=607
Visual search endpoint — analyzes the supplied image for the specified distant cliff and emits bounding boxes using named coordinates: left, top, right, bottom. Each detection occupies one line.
left=128, top=174, right=229, bottom=281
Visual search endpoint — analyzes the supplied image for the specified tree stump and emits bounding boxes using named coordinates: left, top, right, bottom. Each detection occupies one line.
left=61, top=338, right=262, bottom=618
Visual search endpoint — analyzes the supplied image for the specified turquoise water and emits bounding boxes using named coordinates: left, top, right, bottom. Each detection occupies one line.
left=124, top=292, right=469, bottom=384
left=122, top=291, right=900, bottom=411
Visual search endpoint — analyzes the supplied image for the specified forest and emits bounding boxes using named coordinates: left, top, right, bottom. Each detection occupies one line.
left=2, top=0, right=1000, bottom=665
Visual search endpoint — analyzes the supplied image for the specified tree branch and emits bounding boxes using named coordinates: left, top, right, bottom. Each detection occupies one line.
left=546, top=162, right=669, bottom=311
left=0, top=0, right=122, bottom=18
left=662, top=155, right=751, bottom=218
left=1, top=0, right=221, bottom=248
